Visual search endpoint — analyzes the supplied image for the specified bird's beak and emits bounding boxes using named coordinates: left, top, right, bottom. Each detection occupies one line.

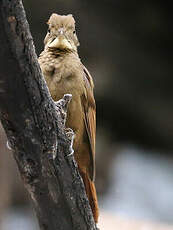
left=48, top=34, right=72, bottom=50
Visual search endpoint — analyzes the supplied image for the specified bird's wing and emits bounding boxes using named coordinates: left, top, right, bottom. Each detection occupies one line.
left=81, top=65, right=96, bottom=181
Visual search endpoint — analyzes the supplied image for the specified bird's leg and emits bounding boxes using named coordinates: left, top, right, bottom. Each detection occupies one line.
left=54, top=94, right=72, bottom=126
left=54, top=94, right=74, bottom=157
left=64, top=127, right=75, bottom=157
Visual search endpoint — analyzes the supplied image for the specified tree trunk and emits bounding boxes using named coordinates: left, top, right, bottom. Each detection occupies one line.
left=0, top=0, right=97, bottom=229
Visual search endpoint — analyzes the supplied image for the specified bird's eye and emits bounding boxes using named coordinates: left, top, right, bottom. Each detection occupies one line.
left=73, top=30, right=76, bottom=34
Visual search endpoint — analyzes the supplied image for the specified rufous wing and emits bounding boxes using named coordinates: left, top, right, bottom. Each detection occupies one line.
left=81, top=65, right=96, bottom=181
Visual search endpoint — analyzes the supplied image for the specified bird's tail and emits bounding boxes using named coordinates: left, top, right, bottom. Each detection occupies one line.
left=79, top=169, right=99, bottom=223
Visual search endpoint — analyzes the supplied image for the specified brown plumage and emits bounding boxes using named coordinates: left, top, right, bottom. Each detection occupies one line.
left=38, top=13, right=99, bottom=222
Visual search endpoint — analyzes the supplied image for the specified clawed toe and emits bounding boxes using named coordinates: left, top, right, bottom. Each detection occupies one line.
left=66, top=149, right=74, bottom=157
left=65, top=128, right=75, bottom=157
left=65, top=128, right=74, bottom=140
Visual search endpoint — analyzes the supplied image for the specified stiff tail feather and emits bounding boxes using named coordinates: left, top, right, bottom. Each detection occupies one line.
left=79, top=170, right=99, bottom=223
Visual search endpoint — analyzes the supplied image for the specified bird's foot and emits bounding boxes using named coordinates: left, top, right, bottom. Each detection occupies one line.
left=65, top=128, right=74, bottom=140
left=66, top=150, right=74, bottom=157
left=65, top=128, right=75, bottom=157
left=54, top=95, right=74, bottom=157
left=54, top=94, right=72, bottom=126
left=54, top=94, right=72, bottom=113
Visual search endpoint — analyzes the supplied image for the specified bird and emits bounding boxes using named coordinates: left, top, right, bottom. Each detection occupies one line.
left=38, top=13, right=99, bottom=223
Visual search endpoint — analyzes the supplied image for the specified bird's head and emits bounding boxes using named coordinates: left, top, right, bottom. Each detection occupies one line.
left=44, top=13, right=80, bottom=53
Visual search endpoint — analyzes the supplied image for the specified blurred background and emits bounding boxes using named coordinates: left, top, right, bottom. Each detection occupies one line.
left=0, top=0, right=173, bottom=229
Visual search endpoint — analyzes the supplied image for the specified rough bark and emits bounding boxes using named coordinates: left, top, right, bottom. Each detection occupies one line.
left=0, top=0, right=97, bottom=229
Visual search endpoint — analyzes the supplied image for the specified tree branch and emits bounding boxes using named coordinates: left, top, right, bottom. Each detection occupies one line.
left=0, top=0, right=97, bottom=229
